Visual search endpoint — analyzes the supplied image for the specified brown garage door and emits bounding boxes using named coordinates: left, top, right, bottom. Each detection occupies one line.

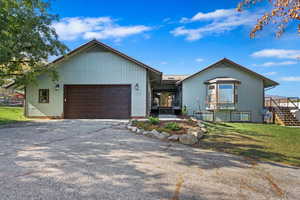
left=64, top=85, right=131, bottom=119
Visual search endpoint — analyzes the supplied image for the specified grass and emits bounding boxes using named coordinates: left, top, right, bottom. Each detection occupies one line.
left=201, top=122, right=300, bottom=166
left=0, top=106, right=27, bottom=125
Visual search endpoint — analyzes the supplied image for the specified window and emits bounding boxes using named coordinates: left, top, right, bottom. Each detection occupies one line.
left=218, top=84, right=234, bottom=103
left=39, top=89, right=49, bottom=103
left=231, top=112, right=251, bottom=121
left=207, top=85, right=216, bottom=103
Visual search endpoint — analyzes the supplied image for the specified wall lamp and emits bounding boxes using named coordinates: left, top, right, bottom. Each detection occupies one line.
left=135, top=83, right=139, bottom=91
left=55, top=84, right=60, bottom=91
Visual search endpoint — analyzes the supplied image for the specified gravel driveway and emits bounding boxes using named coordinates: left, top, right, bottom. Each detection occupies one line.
left=0, top=120, right=299, bottom=200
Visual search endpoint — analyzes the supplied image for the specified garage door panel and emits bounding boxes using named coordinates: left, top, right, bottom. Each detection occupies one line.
left=64, top=85, right=131, bottom=119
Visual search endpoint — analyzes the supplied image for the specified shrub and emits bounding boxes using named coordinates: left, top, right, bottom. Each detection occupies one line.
left=164, top=122, right=181, bottom=131
left=131, top=120, right=138, bottom=126
left=182, top=105, right=188, bottom=116
left=148, top=117, right=160, bottom=125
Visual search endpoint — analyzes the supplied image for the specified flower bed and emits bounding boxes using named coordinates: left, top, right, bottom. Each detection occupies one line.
left=127, top=117, right=208, bottom=145
left=131, top=120, right=198, bottom=135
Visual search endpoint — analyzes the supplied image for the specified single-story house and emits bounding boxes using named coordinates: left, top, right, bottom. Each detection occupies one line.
left=25, top=39, right=279, bottom=122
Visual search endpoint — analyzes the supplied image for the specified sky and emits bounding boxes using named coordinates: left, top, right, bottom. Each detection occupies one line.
left=50, top=0, right=300, bottom=97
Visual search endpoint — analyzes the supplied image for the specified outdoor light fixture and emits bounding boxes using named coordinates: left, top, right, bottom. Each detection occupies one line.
left=55, top=84, right=60, bottom=91
left=135, top=83, right=139, bottom=91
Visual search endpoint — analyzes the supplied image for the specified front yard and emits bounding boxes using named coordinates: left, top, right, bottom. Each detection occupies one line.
left=0, top=106, right=27, bottom=125
left=202, top=122, right=300, bottom=166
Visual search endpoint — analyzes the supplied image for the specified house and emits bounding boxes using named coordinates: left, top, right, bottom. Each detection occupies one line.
left=25, top=39, right=279, bottom=122
left=0, top=84, right=24, bottom=106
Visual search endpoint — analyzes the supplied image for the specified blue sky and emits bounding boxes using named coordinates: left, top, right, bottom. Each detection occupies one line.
left=50, top=0, right=300, bottom=97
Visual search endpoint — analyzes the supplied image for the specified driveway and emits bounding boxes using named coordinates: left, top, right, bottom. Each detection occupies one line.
left=0, top=120, right=299, bottom=200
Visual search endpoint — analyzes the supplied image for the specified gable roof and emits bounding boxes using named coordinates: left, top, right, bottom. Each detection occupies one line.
left=177, top=58, right=279, bottom=88
left=50, top=39, right=162, bottom=75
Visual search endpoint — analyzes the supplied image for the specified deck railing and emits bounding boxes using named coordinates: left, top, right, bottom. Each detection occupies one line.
left=265, top=97, right=299, bottom=110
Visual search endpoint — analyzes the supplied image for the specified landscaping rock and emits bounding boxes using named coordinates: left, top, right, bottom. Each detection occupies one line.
left=168, top=134, right=180, bottom=141
left=161, top=132, right=170, bottom=137
left=196, top=131, right=205, bottom=139
left=127, top=125, right=133, bottom=130
left=150, top=130, right=168, bottom=140
left=200, top=127, right=208, bottom=133
left=151, top=129, right=160, bottom=135
left=179, top=134, right=198, bottom=145
left=142, top=131, right=152, bottom=136
left=188, top=128, right=204, bottom=140
left=198, top=122, right=206, bottom=128
left=190, top=117, right=198, bottom=122
left=136, top=128, right=142, bottom=134
left=155, top=132, right=170, bottom=140
left=139, top=129, right=145, bottom=134
left=131, top=127, right=137, bottom=132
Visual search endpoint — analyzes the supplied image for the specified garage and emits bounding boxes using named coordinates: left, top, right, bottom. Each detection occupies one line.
left=64, top=85, right=131, bottom=119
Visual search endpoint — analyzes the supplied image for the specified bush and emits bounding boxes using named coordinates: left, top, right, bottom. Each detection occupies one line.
left=182, top=105, right=188, bottom=116
left=148, top=117, right=160, bottom=125
left=164, top=122, right=181, bottom=131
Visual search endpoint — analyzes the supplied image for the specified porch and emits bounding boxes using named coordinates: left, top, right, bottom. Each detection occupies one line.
left=150, top=75, right=187, bottom=117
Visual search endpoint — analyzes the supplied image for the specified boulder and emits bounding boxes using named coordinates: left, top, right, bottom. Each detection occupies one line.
left=151, top=129, right=160, bottom=135
left=187, top=128, right=198, bottom=135
left=155, top=132, right=170, bottom=140
left=161, top=132, right=170, bottom=137
left=131, top=127, right=137, bottom=132
left=142, top=131, right=152, bottom=136
left=200, top=127, right=208, bottom=133
left=168, top=134, right=180, bottom=141
left=150, top=130, right=168, bottom=140
left=198, top=122, right=206, bottom=128
left=188, top=128, right=204, bottom=140
left=179, top=134, right=198, bottom=145
left=136, top=128, right=142, bottom=134
left=127, top=125, right=133, bottom=130
left=196, top=131, right=205, bottom=139
left=190, top=117, right=198, bottom=122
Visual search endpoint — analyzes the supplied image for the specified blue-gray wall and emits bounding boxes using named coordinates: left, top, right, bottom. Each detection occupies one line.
left=182, top=62, right=264, bottom=122
left=26, top=46, right=148, bottom=118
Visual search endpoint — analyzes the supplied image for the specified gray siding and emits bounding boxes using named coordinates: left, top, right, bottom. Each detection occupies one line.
left=26, top=46, right=147, bottom=118
left=182, top=62, right=264, bottom=122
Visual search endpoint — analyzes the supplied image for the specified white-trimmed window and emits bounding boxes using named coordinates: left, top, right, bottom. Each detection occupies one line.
left=231, top=111, right=251, bottom=121
left=218, top=84, right=234, bottom=103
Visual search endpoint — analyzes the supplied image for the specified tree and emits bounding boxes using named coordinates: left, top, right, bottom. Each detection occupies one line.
left=238, top=0, right=300, bottom=38
left=0, top=0, right=68, bottom=87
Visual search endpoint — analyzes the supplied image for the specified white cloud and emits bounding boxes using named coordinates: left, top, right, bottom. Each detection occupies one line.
left=163, top=17, right=171, bottom=23
left=281, top=76, right=300, bottom=82
left=172, top=8, right=257, bottom=41
left=160, top=61, right=168, bottom=65
left=181, top=9, right=236, bottom=23
left=264, top=71, right=277, bottom=76
left=195, top=58, right=204, bottom=62
left=52, top=17, right=152, bottom=41
left=254, top=61, right=297, bottom=67
left=252, top=49, right=300, bottom=59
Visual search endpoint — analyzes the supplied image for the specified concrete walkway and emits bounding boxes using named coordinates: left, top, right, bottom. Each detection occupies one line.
left=0, top=120, right=299, bottom=200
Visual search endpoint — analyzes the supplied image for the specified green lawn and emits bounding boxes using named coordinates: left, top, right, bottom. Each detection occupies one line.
left=201, top=122, right=300, bottom=166
left=0, top=106, right=27, bottom=125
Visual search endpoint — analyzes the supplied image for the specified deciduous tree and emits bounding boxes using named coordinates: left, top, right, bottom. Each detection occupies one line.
left=238, top=0, right=300, bottom=37
left=0, top=0, right=68, bottom=86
